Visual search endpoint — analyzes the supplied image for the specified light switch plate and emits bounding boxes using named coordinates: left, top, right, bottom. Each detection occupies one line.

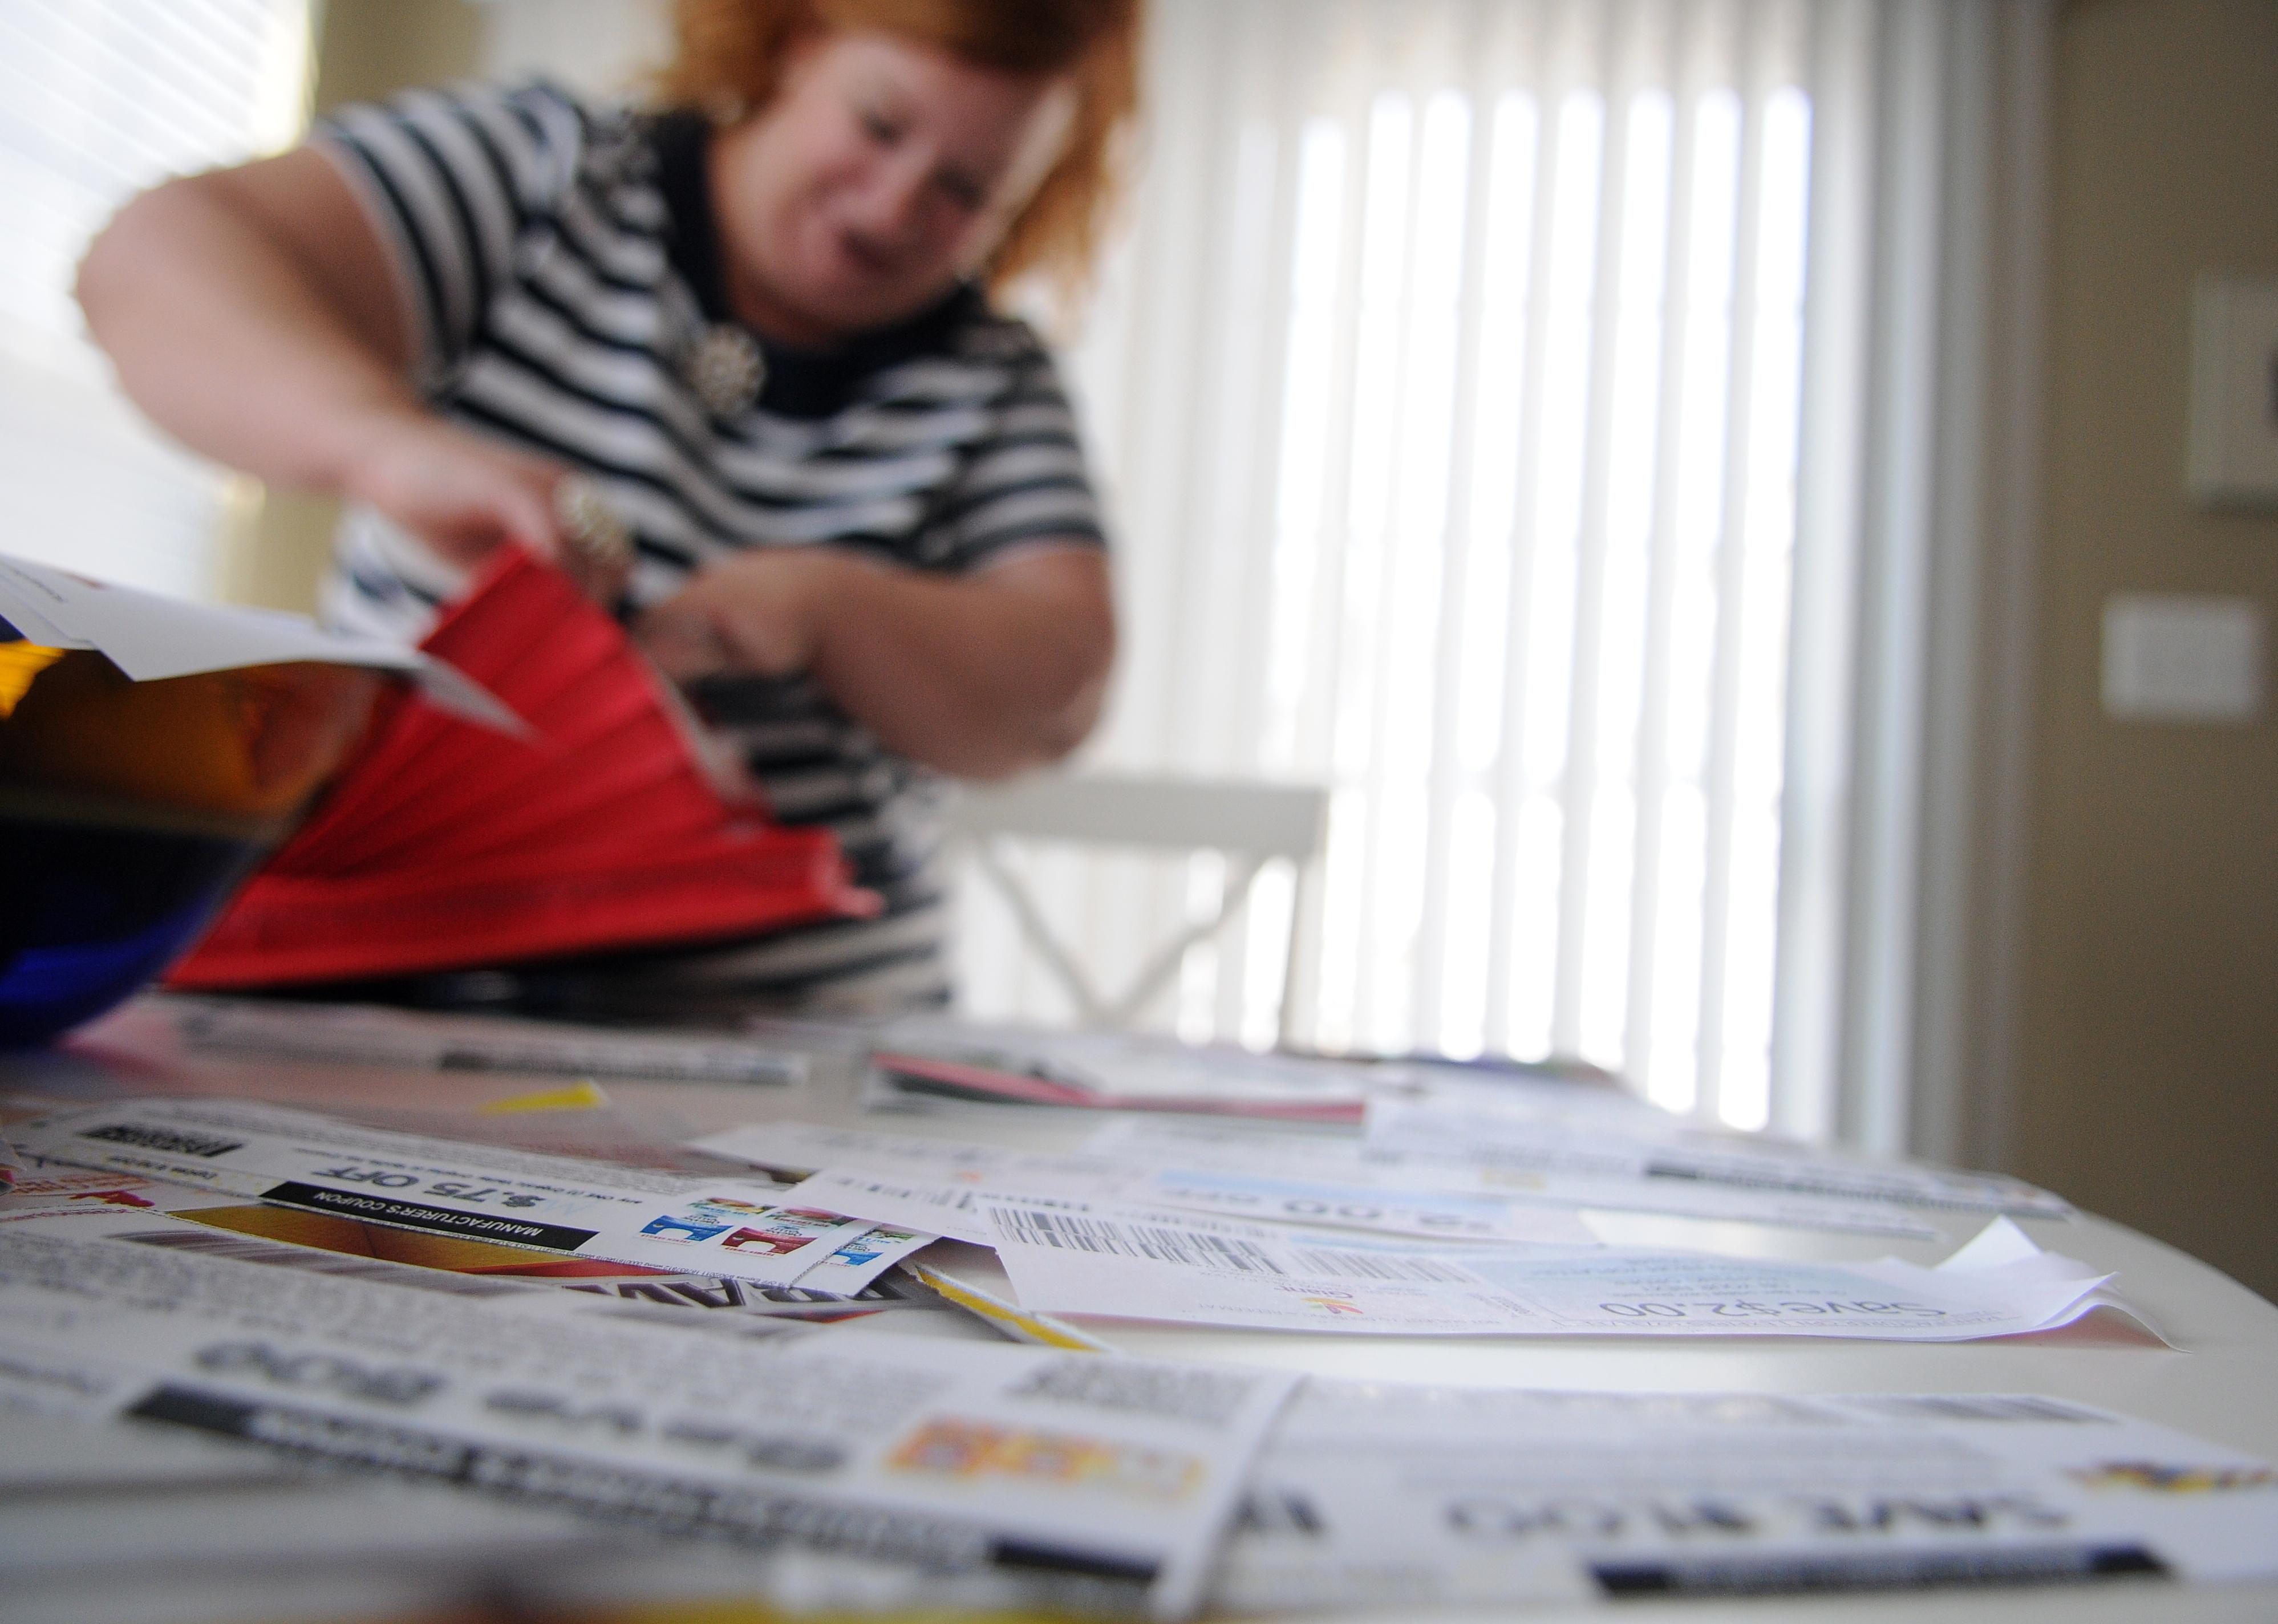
left=2102, top=593, right=2264, bottom=723
left=2187, top=276, right=2278, bottom=507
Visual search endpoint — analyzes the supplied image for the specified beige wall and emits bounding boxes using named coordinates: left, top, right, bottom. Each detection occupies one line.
left=2012, top=0, right=2278, bottom=1300
left=219, top=0, right=485, bottom=612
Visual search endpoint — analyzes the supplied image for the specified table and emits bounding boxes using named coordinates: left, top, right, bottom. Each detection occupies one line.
left=7, top=995, right=2277, bottom=1624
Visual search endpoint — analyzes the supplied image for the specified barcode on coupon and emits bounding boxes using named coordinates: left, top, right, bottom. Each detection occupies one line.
left=1284, top=1249, right=1477, bottom=1284
left=998, top=1209, right=1286, bottom=1274
left=1854, top=1395, right=2106, bottom=1424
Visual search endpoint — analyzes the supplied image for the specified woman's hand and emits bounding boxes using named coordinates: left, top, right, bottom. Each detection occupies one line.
left=342, top=415, right=630, bottom=603
left=633, top=548, right=850, bottom=681
left=633, top=545, right=1113, bottom=780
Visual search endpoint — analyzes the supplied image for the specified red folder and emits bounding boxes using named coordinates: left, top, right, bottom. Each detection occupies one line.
left=169, top=549, right=875, bottom=989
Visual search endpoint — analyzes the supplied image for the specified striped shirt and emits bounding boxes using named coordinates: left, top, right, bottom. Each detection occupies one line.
left=313, top=80, right=1106, bottom=1012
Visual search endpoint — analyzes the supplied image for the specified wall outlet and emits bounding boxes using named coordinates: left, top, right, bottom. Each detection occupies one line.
left=2102, top=594, right=2264, bottom=723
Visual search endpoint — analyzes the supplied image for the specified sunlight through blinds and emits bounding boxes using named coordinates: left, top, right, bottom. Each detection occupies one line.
left=0, top=0, right=309, bottom=597
left=960, top=0, right=1874, bottom=1134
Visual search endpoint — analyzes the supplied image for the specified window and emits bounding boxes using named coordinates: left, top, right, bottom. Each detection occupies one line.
left=0, top=0, right=311, bottom=598
left=961, top=0, right=1858, bottom=1131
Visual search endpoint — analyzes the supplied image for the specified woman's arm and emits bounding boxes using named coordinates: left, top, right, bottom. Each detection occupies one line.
left=635, top=545, right=1115, bottom=779
left=76, top=149, right=580, bottom=576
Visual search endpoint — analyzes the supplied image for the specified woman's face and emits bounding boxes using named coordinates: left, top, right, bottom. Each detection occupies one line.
left=710, top=30, right=1074, bottom=346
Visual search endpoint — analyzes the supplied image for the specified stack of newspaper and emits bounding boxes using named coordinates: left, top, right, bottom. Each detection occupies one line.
left=3, top=1030, right=2275, bottom=1621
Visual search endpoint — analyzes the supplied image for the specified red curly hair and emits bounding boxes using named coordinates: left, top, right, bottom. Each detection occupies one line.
left=657, top=0, right=1143, bottom=302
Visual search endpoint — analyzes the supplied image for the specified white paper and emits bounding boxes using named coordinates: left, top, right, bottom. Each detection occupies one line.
left=1367, top=1087, right=2073, bottom=1220
left=0, top=551, right=516, bottom=728
left=693, top=1120, right=1133, bottom=1185
left=0, top=1211, right=1296, bottom=1620
left=0, top=1167, right=232, bottom=1218
left=0, top=1404, right=627, bottom=1622
left=1217, top=1381, right=2278, bottom=1609
left=695, top=1121, right=1594, bottom=1249
left=0, top=1171, right=921, bottom=1327
left=12, top=1099, right=898, bottom=1288
left=1089, top=1117, right=1948, bottom=1241
left=4, top=1204, right=849, bottom=1345
left=985, top=1203, right=2114, bottom=1341
left=869, top=1017, right=1372, bottom=1116
left=168, top=996, right=808, bottom=1085
left=1373, top=1058, right=1672, bottom=1122
left=3, top=1165, right=152, bottom=1204
left=783, top=1220, right=937, bottom=1295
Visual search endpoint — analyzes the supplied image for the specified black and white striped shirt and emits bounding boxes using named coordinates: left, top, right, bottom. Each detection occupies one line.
left=314, top=80, right=1106, bottom=1011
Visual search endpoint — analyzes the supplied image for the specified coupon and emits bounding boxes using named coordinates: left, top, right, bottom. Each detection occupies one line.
left=1217, top=1382, right=2278, bottom=1609
left=698, top=1122, right=1592, bottom=1247
left=11, top=1099, right=900, bottom=1288
left=984, top=1203, right=2119, bottom=1342
left=0, top=1209, right=1296, bottom=1621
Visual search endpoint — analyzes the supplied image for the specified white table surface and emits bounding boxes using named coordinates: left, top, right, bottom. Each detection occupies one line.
left=7, top=995, right=2276, bottom=1624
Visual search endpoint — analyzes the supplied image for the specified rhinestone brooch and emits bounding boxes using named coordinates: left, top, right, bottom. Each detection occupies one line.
left=687, top=323, right=765, bottom=417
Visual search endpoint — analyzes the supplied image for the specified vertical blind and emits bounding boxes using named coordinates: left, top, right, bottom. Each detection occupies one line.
left=960, top=0, right=1864, bottom=1131
left=476, top=0, right=2045, bottom=1161
left=0, top=0, right=309, bottom=598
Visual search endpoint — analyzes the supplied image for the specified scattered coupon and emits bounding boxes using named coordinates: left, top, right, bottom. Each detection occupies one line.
left=698, top=1122, right=1592, bottom=1248
left=986, top=1203, right=2120, bottom=1342
left=1366, top=1087, right=2073, bottom=1219
left=1091, top=1117, right=1948, bottom=1240
left=11, top=1099, right=883, bottom=1287
left=0, top=1209, right=1297, bottom=1622
left=1217, top=1382, right=2278, bottom=1610
left=785, top=1221, right=937, bottom=1295
left=865, top=1017, right=1373, bottom=1120
left=165, top=995, right=806, bottom=1086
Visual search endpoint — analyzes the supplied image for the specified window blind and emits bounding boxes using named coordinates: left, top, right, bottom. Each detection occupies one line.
left=467, top=0, right=2046, bottom=1159
left=0, top=0, right=309, bottom=598
left=961, top=0, right=1858, bottom=1131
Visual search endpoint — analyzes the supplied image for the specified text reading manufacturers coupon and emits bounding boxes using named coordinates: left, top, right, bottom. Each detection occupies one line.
left=0, top=1211, right=1295, bottom=1621
left=9, top=1099, right=913, bottom=1289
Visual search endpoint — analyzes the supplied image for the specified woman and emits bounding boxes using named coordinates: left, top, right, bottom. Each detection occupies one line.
left=78, top=0, right=1140, bottom=1013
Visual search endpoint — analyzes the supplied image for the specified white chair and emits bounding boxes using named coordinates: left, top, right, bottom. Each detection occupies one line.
left=948, top=770, right=1330, bottom=1042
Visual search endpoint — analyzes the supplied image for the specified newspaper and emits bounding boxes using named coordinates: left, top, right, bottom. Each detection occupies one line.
left=694, top=1121, right=1595, bottom=1248
left=1091, top=1116, right=1948, bottom=1240
left=0, top=1208, right=1296, bottom=1620
left=1216, top=1382, right=2278, bottom=1608
left=0, top=1405, right=645, bottom=1624
left=865, top=1018, right=1372, bottom=1120
left=1368, top=1086, right=2073, bottom=1219
left=982, top=1201, right=2119, bottom=1341
left=163, top=995, right=809, bottom=1086
left=0, top=1167, right=930, bottom=1326
left=10, top=1099, right=929, bottom=1291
